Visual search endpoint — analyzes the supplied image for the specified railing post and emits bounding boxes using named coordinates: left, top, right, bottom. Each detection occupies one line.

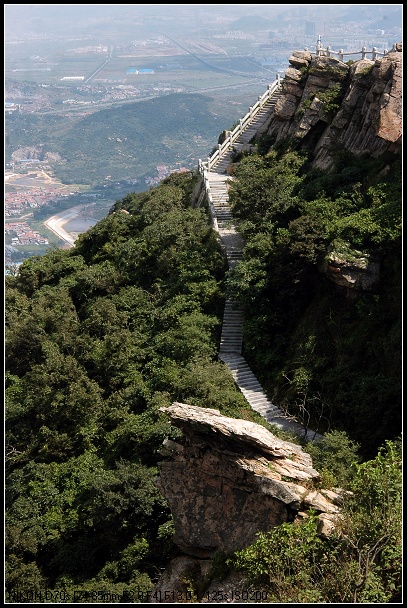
left=362, top=46, right=366, bottom=59
left=372, top=47, right=378, bottom=60
left=326, top=46, right=331, bottom=57
left=316, top=34, right=322, bottom=56
left=339, top=49, right=344, bottom=61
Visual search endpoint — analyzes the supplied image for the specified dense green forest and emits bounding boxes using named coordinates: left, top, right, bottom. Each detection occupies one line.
left=5, top=172, right=278, bottom=600
left=5, top=133, right=402, bottom=601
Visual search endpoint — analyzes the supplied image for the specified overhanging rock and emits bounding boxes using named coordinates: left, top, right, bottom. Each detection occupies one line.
left=156, top=403, right=342, bottom=558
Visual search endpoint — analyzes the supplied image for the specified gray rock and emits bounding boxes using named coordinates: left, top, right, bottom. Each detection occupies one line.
left=156, top=403, right=340, bottom=558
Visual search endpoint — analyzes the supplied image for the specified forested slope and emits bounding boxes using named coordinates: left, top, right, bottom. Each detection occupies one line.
left=226, top=146, right=401, bottom=457
left=6, top=172, right=271, bottom=598
left=5, top=92, right=238, bottom=185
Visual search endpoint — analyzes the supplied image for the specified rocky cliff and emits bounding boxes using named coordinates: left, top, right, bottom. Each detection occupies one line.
left=256, top=44, right=402, bottom=293
left=152, top=403, right=343, bottom=600
left=257, top=43, right=402, bottom=171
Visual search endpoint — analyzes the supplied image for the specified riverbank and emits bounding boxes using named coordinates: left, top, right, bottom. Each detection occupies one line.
left=43, top=204, right=96, bottom=247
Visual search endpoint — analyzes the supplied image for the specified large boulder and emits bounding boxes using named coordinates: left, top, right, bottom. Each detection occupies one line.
left=155, top=403, right=342, bottom=558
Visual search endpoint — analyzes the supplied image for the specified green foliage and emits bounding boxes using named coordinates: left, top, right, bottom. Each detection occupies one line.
left=317, top=82, right=345, bottom=115
left=228, top=150, right=306, bottom=236
left=231, top=512, right=328, bottom=602
left=337, top=439, right=402, bottom=602
left=297, top=97, right=312, bottom=117
left=230, top=440, right=401, bottom=603
left=5, top=170, right=267, bottom=595
left=297, top=80, right=347, bottom=119
left=255, top=133, right=275, bottom=156
left=303, top=429, right=361, bottom=488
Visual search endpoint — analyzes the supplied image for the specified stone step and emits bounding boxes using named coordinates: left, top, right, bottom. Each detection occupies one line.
left=222, top=317, right=244, bottom=323
left=241, top=394, right=269, bottom=404
left=221, top=320, right=244, bottom=328
left=234, top=377, right=262, bottom=386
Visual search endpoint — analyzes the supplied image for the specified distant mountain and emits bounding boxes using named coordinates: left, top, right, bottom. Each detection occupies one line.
left=338, top=4, right=402, bottom=29
left=229, top=15, right=275, bottom=31
left=5, top=93, right=235, bottom=186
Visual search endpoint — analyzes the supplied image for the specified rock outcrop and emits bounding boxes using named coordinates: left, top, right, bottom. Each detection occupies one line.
left=155, top=403, right=343, bottom=559
left=261, top=43, right=402, bottom=170
left=319, top=239, right=381, bottom=291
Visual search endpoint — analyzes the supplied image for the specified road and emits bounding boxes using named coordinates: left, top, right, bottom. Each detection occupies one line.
left=84, top=45, right=113, bottom=83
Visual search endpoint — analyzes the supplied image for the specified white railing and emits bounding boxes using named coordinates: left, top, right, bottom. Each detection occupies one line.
left=198, top=160, right=219, bottom=233
left=308, top=37, right=396, bottom=62
left=198, top=37, right=396, bottom=233
left=199, top=75, right=282, bottom=174
left=198, top=75, right=282, bottom=232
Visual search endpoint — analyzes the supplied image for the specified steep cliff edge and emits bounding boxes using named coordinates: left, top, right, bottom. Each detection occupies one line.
left=257, top=43, right=402, bottom=170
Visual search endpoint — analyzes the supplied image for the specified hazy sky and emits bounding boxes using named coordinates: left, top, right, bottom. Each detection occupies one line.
left=4, top=4, right=403, bottom=37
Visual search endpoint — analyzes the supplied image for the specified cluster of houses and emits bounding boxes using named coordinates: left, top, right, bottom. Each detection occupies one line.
left=5, top=186, right=74, bottom=217
left=5, top=221, right=49, bottom=246
left=145, top=164, right=189, bottom=186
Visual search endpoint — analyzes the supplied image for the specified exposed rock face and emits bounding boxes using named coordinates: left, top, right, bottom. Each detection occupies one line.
left=156, top=403, right=342, bottom=559
left=319, top=240, right=381, bottom=291
left=263, top=44, right=402, bottom=170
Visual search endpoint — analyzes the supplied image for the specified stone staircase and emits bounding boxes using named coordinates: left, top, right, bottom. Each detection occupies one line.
left=206, top=89, right=322, bottom=440
left=218, top=352, right=309, bottom=436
